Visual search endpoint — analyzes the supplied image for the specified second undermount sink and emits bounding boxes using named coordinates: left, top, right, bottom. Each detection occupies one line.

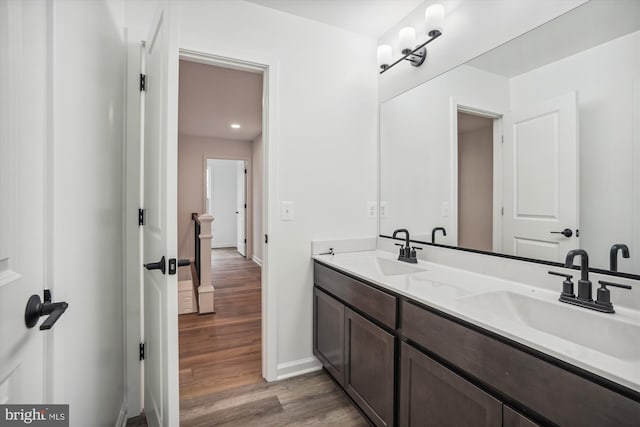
left=457, top=291, right=640, bottom=361
left=339, top=255, right=428, bottom=277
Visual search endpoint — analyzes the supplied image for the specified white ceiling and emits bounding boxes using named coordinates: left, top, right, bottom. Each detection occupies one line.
left=178, top=60, right=263, bottom=141
left=467, top=0, right=640, bottom=78
left=244, top=0, right=425, bottom=38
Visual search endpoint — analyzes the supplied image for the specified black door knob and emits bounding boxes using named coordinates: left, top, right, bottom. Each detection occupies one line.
left=550, top=228, right=573, bottom=238
left=144, top=256, right=166, bottom=274
left=25, top=294, right=68, bottom=330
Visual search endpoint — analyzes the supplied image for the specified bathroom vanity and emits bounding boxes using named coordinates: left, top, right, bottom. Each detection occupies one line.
left=312, top=251, right=640, bottom=427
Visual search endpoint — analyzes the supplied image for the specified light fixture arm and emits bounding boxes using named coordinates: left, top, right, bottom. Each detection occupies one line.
left=380, top=30, right=441, bottom=74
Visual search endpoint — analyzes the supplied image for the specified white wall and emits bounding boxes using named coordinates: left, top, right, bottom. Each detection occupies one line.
left=509, top=31, right=640, bottom=272
left=178, top=0, right=378, bottom=374
left=380, top=65, right=509, bottom=244
left=378, top=0, right=587, bottom=101
left=50, top=0, right=127, bottom=425
left=252, top=134, right=264, bottom=264
left=207, top=159, right=240, bottom=248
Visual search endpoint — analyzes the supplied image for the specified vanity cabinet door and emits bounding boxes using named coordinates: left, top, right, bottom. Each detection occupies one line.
left=503, top=406, right=540, bottom=427
left=345, top=308, right=395, bottom=427
left=399, top=342, right=502, bottom=427
left=313, top=287, right=345, bottom=385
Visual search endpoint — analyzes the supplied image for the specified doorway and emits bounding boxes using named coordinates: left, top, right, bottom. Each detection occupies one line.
left=205, top=158, right=248, bottom=256
left=457, top=111, right=495, bottom=251
left=176, top=57, right=266, bottom=412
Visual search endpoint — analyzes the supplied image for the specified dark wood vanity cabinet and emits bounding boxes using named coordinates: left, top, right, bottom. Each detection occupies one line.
left=313, top=263, right=396, bottom=426
left=313, top=261, right=640, bottom=427
left=399, top=341, right=502, bottom=427
left=313, top=287, right=345, bottom=384
left=345, top=308, right=395, bottom=427
left=502, top=406, right=541, bottom=427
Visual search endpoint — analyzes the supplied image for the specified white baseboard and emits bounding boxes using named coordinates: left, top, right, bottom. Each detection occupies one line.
left=115, top=400, right=127, bottom=427
left=276, top=356, right=322, bottom=380
left=211, top=243, right=236, bottom=249
left=252, top=255, right=262, bottom=266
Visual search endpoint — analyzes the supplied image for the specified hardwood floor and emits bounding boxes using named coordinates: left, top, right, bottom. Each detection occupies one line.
left=175, top=248, right=367, bottom=426
left=180, top=370, right=369, bottom=427
left=179, top=249, right=263, bottom=400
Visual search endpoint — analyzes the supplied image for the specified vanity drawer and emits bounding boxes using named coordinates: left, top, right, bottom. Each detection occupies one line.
left=400, top=300, right=640, bottom=427
left=314, top=262, right=397, bottom=329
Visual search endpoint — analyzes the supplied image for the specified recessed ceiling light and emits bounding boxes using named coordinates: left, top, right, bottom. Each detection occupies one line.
left=230, top=123, right=241, bottom=129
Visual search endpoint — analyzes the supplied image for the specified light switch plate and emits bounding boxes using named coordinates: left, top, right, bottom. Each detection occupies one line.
left=441, top=201, right=450, bottom=217
left=367, top=201, right=377, bottom=219
left=280, top=201, right=295, bottom=221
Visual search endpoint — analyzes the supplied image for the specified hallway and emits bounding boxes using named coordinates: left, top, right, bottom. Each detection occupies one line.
left=178, top=248, right=263, bottom=400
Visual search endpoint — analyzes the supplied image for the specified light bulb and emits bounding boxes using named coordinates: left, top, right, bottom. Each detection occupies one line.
left=425, top=4, right=444, bottom=37
left=377, top=44, right=392, bottom=70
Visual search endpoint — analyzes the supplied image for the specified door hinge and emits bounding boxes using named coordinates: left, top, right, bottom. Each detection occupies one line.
left=244, top=169, right=247, bottom=174
left=139, top=343, right=145, bottom=360
left=244, top=238, right=247, bottom=244
left=501, top=135, right=504, bottom=143
left=244, top=203, right=247, bottom=209
left=265, top=234, right=268, bottom=244
left=501, top=207, right=504, bottom=216
left=140, top=73, right=146, bottom=92
left=138, top=208, right=145, bottom=226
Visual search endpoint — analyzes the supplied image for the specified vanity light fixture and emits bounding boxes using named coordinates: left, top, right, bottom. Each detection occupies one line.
left=377, top=3, right=444, bottom=74
left=230, top=123, right=241, bottom=129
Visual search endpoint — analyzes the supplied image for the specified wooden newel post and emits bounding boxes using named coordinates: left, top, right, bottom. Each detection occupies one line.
left=197, top=213, right=214, bottom=313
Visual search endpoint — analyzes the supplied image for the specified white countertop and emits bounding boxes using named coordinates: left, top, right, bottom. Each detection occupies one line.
left=313, top=250, right=640, bottom=393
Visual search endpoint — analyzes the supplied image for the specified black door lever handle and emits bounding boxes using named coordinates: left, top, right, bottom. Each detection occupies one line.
left=25, top=294, right=69, bottom=330
left=144, top=256, right=166, bottom=274
left=550, top=228, right=573, bottom=238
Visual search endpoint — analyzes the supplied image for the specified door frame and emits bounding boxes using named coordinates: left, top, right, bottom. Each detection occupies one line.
left=179, top=47, right=278, bottom=382
left=203, top=156, right=251, bottom=256
left=449, top=97, right=504, bottom=251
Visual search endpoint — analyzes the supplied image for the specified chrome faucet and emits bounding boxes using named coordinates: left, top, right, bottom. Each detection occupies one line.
left=392, top=229, right=419, bottom=264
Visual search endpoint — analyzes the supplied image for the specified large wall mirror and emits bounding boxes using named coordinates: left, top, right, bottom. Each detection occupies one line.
left=380, top=0, right=640, bottom=277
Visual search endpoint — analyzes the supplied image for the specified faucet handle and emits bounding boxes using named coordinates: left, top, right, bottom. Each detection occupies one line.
left=548, top=271, right=573, bottom=279
left=549, top=271, right=575, bottom=299
left=597, top=280, right=632, bottom=290
left=595, top=280, right=632, bottom=312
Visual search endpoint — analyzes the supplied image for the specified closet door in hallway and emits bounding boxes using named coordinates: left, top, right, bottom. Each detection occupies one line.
left=179, top=248, right=262, bottom=400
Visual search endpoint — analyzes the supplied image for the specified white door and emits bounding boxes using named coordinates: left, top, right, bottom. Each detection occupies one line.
left=236, top=161, right=247, bottom=256
left=0, top=0, right=48, bottom=405
left=142, top=2, right=180, bottom=426
left=502, top=92, right=579, bottom=262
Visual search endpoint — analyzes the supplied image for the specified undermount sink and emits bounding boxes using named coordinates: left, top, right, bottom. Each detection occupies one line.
left=457, top=291, right=640, bottom=361
left=339, top=255, right=428, bottom=277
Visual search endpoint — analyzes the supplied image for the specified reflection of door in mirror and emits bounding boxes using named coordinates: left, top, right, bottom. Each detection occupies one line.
left=502, top=92, right=579, bottom=263
left=457, top=111, right=495, bottom=252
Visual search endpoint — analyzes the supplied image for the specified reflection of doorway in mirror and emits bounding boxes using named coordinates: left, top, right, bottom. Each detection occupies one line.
left=457, top=111, right=495, bottom=252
